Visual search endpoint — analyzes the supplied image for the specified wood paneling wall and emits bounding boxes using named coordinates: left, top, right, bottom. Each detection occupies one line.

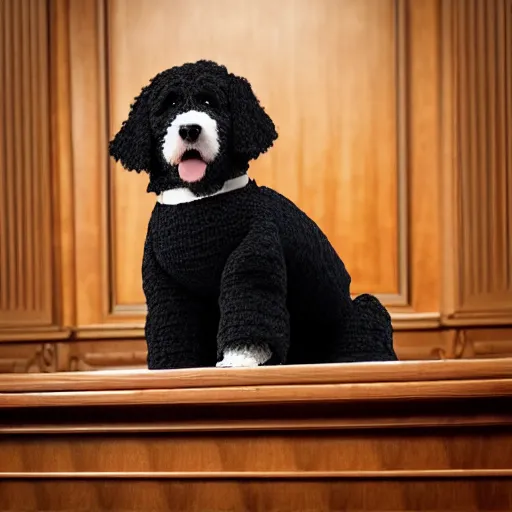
left=68, top=0, right=442, bottom=333
left=0, top=0, right=511, bottom=371
left=0, top=0, right=54, bottom=329
left=441, top=0, right=512, bottom=325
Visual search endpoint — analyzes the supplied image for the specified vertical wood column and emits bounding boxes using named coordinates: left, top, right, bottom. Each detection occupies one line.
left=0, top=0, right=55, bottom=330
left=441, top=0, right=512, bottom=326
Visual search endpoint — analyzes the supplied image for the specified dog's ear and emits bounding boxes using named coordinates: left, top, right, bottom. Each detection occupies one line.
left=229, top=74, right=278, bottom=161
left=109, top=85, right=152, bottom=173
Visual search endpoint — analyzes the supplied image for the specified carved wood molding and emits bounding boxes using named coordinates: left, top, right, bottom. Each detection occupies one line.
left=68, top=349, right=147, bottom=371
left=0, top=342, right=59, bottom=373
left=1, top=326, right=512, bottom=373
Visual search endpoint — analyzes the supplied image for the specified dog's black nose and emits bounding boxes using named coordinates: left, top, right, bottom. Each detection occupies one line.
left=179, top=124, right=202, bottom=142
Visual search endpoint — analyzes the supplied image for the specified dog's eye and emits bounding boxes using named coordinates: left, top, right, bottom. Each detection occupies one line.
left=196, top=92, right=218, bottom=108
left=156, top=92, right=180, bottom=116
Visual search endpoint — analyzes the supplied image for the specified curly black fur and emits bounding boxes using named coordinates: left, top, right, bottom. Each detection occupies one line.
left=110, top=60, right=277, bottom=196
left=109, top=60, right=398, bottom=369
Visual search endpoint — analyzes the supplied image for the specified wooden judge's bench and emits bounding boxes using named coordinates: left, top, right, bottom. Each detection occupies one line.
left=1, top=359, right=512, bottom=511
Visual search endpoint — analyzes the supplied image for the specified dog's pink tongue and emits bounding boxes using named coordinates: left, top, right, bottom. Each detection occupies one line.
left=178, top=159, right=207, bottom=182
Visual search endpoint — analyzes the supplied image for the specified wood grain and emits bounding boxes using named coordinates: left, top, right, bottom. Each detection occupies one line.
left=2, top=422, right=512, bottom=474
left=68, top=0, right=109, bottom=327
left=1, top=358, right=512, bottom=392
left=1, top=359, right=512, bottom=511
left=2, top=378, right=512, bottom=408
left=0, top=0, right=53, bottom=328
left=2, top=0, right=511, bottom=366
left=441, top=0, right=512, bottom=325
left=0, top=479, right=510, bottom=512
left=1, top=359, right=512, bottom=408
left=108, top=0, right=400, bottom=307
left=407, top=0, right=441, bottom=314
left=49, top=0, right=76, bottom=330
left=64, top=0, right=445, bottom=335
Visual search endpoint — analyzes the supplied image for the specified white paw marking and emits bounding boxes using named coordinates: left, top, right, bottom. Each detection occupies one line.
left=216, top=344, right=272, bottom=368
left=216, top=353, right=260, bottom=368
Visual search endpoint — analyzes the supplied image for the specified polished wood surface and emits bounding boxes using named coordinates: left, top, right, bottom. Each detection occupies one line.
left=109, top=0, right=399, bottom=302
left=1, top=480, right=512, bottom=512
left=2, top=360, right=512, bottom=408
left=66, top=0, right=442, bottom=336
left=441, top=0, right=512, bottom=326
left=1, top=358, right=512, bottom=392
left=0, top=0, right=54, bottom=329
left=1, top=359, right=512, bottom=511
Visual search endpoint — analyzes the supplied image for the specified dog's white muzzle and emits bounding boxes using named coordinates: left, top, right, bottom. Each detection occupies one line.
left=161, top=110, right=219, bottom=166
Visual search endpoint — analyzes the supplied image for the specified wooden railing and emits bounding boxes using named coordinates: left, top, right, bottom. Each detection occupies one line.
left=1, top=359, right=512, bottom=511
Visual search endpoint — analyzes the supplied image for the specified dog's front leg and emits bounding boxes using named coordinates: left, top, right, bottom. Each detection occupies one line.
left=142, top=234, right=217, bottom=369
left=216, top=221, right=290, bottom=368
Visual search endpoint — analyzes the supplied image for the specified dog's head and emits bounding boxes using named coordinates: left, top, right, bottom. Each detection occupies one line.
left=109, top=60, right=277, bottom=196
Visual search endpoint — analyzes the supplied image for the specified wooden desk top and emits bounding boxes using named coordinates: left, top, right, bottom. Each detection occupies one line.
left=0, top=358, right=511, bottom=409
left=1, top=360, right=512, bottom=511
left=0, top=359, right=511, bottom=435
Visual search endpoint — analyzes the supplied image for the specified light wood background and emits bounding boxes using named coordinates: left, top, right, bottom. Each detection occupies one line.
left=0, top=0, right=511, bottom=371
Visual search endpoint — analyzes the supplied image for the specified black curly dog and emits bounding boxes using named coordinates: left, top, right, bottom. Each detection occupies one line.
left=109, top=60, right=398, bottom=369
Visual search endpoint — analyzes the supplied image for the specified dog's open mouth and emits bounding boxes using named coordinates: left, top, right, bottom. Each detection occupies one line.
left=178, top=149, right=207, bottom=183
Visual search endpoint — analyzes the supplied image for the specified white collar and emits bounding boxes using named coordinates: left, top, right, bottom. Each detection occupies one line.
left=157, top=174, right=250, bottom=205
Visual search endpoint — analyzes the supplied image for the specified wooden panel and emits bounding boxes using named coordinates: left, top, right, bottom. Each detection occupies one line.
left=66, top=0, right=444, bottom=335
left=441, top=0, right=512, bottom=325
left=0, top=360, right=512, bottom=510
left=0, top=479, right=511, bottom=512
left=2, top=431, right=512, bottom=473
left=0, top=0, right=53, bottom=328
left=68, top=0, right=110, bottom=327
left=49, top=0, right=76, bottom=330
left=69, top=0, right=447, bottom=332
left=108, top=0, right=401, bottom=308
left=407, top=0, right=441, bottom=315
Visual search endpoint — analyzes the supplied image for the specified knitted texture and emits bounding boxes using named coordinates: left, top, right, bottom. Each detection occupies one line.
left=143, top=179, right=398, bottom=369
left=109, top=60, right=277, bottom=198
left=109, top=59, right=398, bottom=369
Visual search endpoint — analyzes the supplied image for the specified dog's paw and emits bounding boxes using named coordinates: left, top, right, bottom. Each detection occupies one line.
left=216, top=353, right=260, bottom=368
left=216, top=343, right=272, bottom=368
